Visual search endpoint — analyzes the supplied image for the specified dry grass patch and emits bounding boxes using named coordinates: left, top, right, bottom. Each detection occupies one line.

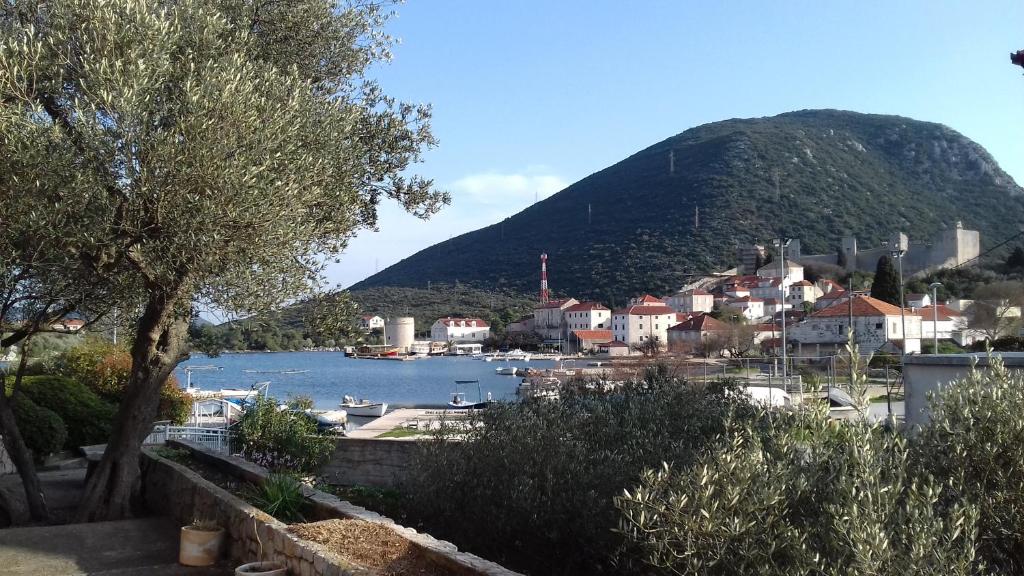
left=290, top=519, right=443, bottom=575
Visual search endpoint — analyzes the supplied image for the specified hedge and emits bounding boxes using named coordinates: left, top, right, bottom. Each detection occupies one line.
left=6, top=389, right=66, bottom=460
left=20, top=375, right=117, bottom=449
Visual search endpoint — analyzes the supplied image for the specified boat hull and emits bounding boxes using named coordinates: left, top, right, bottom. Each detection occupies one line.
left=339, top=403, right=388, bottom=418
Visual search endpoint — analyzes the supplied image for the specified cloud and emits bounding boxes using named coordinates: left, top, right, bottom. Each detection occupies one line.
left=450, top=171, right=568, bottom=206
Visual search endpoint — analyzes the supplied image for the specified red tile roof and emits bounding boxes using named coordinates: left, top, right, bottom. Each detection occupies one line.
left=612, top=305, right=677, bottom=316
left=668, top=313, right=728, bottom=332
left=676, top=312, right=698, bottom=322
left=601, top=340, right=630, bottom=348
left=565, top=301, right=609, bottom=312
left=572, top=329, right=613, bottom=341
left=818, top=290, right=848, bottom=300
left=812, top=295, right=919, bottom=318
left=727, top=296, right=763, bottom=304
left=918, top=304, right=963, bottom=321
left=635, top=294, right=665, bottom=304
left=536, top=298, right=576, bottom=309
left=792, top=280, right=813, bottom=287
left=436, top=317, right=490, bottom=327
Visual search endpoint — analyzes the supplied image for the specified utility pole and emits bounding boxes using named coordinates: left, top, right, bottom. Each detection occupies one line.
left=930, top=282, right=943, bottom=353
left=848, top=277, right=855, bottom=391
left=891, top=249, right=907, bottom=354
left=773, top=238, right=791, bottom=400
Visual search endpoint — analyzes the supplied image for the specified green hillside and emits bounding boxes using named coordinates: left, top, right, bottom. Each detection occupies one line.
left=352, top=110, right=1024, bottom=306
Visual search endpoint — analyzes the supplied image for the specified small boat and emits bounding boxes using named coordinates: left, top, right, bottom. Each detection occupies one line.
left=495, top=366, right=518, bottom=376
left=296, top=409, right=347, bottom=433
left=340, top=395, right=388, bottom=417
left=448, top=380, right=490, bottom=410
left=243, top=369, right=310, bottom=374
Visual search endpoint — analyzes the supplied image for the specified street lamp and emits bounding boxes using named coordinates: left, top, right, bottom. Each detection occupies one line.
left=930, top=282, right=942, bottom=353
left=773, top=238, right=792, bottom=395
left=890, top=249, right=907, bottom=354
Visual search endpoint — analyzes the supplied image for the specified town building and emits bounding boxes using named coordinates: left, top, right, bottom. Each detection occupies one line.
left=906, top=293, right=932, bottom=309
left=563, top=302, right=611, bottom=331
left=789, top=295, right=922, bottom=355
left=51, top=318, right=85, bottom=332
left=723, top=296, right=765, bottom=321
left=787, top=280, right=820, bottom=308
left=611, top=297, right=679, bottom=349
left=570, top=329, right=614, bottom=353
left=597, top=340, right=632, bottom=357
left=506, top=315, right=535, bottom=334
left=667, top=313, right=729, bottom=355
left=756, top=261, right=804, bottom=284
left=357, top=315, right=384, bottom=331
left=665, top=289, right=714, bottom=314
left=917, top=304, right=977, bottom=346
left=430, top=317, right=490, bottom=343
left=533, top=298, right=579, bottom=341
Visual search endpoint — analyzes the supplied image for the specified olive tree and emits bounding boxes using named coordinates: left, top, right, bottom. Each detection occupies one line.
left=0, top=0, right=446, bottom=520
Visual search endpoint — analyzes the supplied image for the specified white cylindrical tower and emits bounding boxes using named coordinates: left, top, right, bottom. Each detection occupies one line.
left=385, top=317, right=415, bottom=353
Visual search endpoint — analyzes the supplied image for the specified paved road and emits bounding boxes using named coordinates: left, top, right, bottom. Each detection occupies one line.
left=0, top=516, right=230, bottom=575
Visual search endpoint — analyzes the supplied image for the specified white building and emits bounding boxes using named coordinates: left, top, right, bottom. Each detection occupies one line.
left=563, top=302, right=611, bottom=331
left=430, top=317, right=490, bottom=343
left=756, top=261, right=804, bottom=284
left=665, top=289, right=715, bottom=314
left=611, top=298, right=679, bottom=349
left=788, top=280, right=820, bottom=308
left=917, top=304, right=978, bottom=346
left=358, top=315, right=385, bottom=331
left=789, top=295, right=921, bottom=355
left=723, top=296, right=765, bottom=321
left=533, top=298, right=579, bottom=340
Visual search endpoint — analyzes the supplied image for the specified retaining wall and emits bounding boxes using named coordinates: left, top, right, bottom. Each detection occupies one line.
left=319, top=438, right=417, bottom=488
left=148, top=440, right=519, bottom=575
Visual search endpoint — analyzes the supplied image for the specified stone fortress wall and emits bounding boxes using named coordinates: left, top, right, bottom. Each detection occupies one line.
left=784, top=221, right=979, bottom=277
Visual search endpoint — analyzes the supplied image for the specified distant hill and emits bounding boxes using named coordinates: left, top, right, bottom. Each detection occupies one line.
left=352, top=110, right=1024, bottom=306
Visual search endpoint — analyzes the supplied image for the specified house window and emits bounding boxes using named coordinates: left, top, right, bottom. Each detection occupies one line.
left=875, top=322, right=882, bottom=330
left=655, top=324, right=659, bottom=329
left=639, top=324, right=643, bottom=329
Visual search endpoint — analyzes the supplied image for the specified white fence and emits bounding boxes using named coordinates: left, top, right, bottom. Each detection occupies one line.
left=144, top=423, right=233, bottom=454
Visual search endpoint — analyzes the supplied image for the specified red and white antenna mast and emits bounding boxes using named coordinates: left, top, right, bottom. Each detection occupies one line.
left=540, top=253, right=550, bottom=303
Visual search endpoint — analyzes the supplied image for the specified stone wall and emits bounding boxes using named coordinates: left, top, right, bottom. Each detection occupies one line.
left=319, top=438, right=418, bottom=488
left=149, top=440, right=520, bottom=575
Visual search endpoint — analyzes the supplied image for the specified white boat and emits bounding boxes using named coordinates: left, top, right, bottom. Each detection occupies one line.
left=448, top=380, right=490, bottom=410
left=495, top=366, right=518, bottom=376
left=302, top=409, right=347, bottom=432
left=339, top=395, right=388, bottom=417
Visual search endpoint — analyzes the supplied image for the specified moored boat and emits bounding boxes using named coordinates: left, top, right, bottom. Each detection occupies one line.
left=339, top=395, right=388, bottom=417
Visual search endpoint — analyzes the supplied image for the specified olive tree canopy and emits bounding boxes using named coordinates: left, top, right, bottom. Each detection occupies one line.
left=0, top=0, right=447, bottom=519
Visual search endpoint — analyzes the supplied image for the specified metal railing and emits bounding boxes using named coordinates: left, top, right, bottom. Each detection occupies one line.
left=144, top=423, right=233, bottom=454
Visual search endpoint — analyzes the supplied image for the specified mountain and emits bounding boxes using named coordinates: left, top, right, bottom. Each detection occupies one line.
left=353, top=110, right=1024, bottom=306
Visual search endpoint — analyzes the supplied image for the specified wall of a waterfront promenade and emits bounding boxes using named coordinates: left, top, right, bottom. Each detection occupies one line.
left=319, top=438, right=418, bottom=488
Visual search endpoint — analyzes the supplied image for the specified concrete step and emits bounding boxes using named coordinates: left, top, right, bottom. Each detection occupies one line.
left=0, top=516, right=231, bottom=575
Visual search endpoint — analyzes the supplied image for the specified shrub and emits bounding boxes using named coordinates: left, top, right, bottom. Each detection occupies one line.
left=910, top=353, right=1024, bottom=572
left=401, top=368, right=757, bottom=575
left=59, top=339, right=188, bottom=424
left=19, top=375, right=117, bottom=449
left=247, top=473, right=306, bottom=522
left=617, top=409, right=980, bottom=576
left=6, top=390, right=66, bottom=461
left=231, top=397, right=334, bottom=473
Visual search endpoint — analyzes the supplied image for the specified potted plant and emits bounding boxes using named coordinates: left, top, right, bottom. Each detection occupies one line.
left=235, top=561, right=287, bottom=575
left=179, top=518, right=225, bottom=567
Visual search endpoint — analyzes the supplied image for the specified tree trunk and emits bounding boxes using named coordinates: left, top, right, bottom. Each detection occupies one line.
left=75, top=294, right=189, bottom=522
left=0, top=349, right=48, bottom=522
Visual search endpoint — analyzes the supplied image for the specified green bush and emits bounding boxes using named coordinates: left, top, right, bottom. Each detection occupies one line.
left=247, top=473, right=306, bottom=522
left=911, top=354, right=1024, bottom=573
left=231, top=397, right=334, bottom=473
left=19, top=375, right=117, bottom=449
left=401, top=367, right=757, bottom=575
left=7, top=390, right=67, bottom=461
left=617, top=409, right=979, bottom=576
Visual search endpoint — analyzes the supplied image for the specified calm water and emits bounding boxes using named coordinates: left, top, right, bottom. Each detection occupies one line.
left=175, top=352, right=559, bottom=410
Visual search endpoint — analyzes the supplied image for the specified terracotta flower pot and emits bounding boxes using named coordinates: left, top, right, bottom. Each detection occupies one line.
left=235, top=561, right=288, bottom=575
left=179, top=525, right=225, bottom=566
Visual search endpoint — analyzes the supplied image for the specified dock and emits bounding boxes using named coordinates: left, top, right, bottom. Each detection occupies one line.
left=346, top=408, right=471, bottom=439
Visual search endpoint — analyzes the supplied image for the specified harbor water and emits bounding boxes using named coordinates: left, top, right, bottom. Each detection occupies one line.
left=175, top=351, right=561, bottom=410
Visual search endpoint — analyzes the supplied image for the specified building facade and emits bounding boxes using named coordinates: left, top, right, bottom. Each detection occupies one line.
left=430, top=317, right=490, bottom=343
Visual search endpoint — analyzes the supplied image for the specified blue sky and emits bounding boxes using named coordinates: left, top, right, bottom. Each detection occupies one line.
left=328, top=1, right=1024, bottom=289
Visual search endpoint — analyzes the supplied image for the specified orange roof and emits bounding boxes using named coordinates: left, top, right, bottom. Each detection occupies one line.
left=612, top=305, right=676, bottom=316
left=436, top=317, right=490, bottom=327
left=818, top=290, right=848, bottom=300
left=669, top=313, right=728, bottom=332
left=792, top=280, right=813, bottom=287
left=918, top=304, right=962, bottom=321
left=565, top=301, right=609, bottom=312
left=572, top=329, right=613, bottom=341
left=635, top=294, right=665, bottom=304
left=812, top=295, right=919, bottom=318
left=728, top=296, right=763, bottom=304
left=536, top=298, right=576, bottom=309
